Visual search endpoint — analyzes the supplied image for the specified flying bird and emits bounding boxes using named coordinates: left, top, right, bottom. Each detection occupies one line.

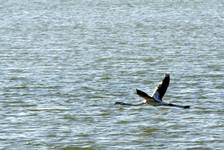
left=115, top=74, right=190, bottom=109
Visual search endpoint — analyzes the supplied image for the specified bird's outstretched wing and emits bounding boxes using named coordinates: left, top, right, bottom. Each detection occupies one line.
left=136, top=89, right=153, bottom=103
left=152, top=74, right=170, bottom=101
left=136, top=89, right=151, bottom=99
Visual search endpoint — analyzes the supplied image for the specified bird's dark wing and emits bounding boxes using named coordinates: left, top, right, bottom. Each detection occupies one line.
left=152, top=74, right=170, bottom=101
left=136, top=89, right=152, bottom=99
left=136, top=89, right=153, bottom=103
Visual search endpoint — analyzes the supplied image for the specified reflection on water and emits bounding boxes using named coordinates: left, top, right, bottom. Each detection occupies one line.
left=0, top=0, right=224, bottom=149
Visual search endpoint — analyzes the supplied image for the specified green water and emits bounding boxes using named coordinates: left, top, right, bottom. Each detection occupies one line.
left=0, top=0, right=224, bottom=149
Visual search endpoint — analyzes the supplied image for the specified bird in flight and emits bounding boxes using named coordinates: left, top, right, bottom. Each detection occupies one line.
left=115, top=74, right=190, bottom=109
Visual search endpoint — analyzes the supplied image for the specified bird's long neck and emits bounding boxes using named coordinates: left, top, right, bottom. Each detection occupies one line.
left=115, top=102, right=145, bottom=106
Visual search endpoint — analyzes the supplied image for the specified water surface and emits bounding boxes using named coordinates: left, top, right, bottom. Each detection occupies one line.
left=0, top=0, right=224, bottom=149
